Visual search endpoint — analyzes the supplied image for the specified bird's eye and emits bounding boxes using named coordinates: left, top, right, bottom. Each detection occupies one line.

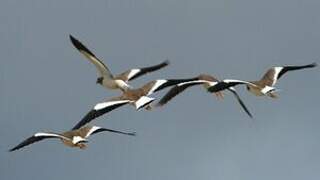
left=96, top=77, right=103, bottom=84
left=246, top=86, right=250, bottom=90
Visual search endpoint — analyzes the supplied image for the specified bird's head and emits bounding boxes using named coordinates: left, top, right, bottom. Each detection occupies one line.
left=96, top=77, right=103, bottom=85
left=246, top=85, right=250, bottom=91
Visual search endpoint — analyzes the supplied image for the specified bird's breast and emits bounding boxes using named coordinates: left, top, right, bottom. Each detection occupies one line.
left=61, top=139, right=76, bottom=148
left=248, top=85, right=265, bottom=96
left=103, top=79, right=119, bottom=89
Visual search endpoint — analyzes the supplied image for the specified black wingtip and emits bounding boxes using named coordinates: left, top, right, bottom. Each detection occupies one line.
left=69, top=35, right=98, bottom=59
left=9, top=146, right=21, bottom=152
left=163, top=59, right=170, bottom=66
left=69, top=34, right=76, bottom=42
left=154, top=59, right=170, bottom=69
left=69, top=34, right=81, bottom=47
left=128, top=132, right=137, bottom=136
left=227, top=88, right=254, bottom=119
left=309, top=62, right=318, bottom=67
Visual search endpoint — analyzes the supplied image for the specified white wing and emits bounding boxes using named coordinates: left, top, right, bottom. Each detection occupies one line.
left=72, top=99, right=131, bottom=130
left=208, top=79, right=257, bottom=93
left=10, top=132, right=69, bottom=151
left=147, top=80, right=169, bottom=95
left=134, top=96, right=155, bottom=110
left=222, top=79, right=257, bottom=86
left=85, top=126, right=136, bottom=137
left=70, top=35, right=113, bottom=79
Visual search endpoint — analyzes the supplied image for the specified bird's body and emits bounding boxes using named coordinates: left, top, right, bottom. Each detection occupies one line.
left=246, top=81, right=270, bottom=96
left=198, top=74, right=224, bottom=99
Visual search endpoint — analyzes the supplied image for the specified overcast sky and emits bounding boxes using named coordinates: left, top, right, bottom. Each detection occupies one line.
left=1, top=0, right=320, bottom=180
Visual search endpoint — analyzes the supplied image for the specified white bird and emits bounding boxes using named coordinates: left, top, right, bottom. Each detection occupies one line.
left=10, top=125, right=135, bottom=151
left=155, top=74, right=253, bottom=118
left=72, top=77, right=199, bottom=130
left=69, top=35, right=170, bottom=92
left=207, top=63, right=317, bottom=98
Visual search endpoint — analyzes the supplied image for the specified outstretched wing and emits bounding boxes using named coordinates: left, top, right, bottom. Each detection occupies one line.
left=85, top=126, right=136, bottom=138
left=227, top=88, right=253, bottom=118
left=72, top=99, right=131, bottom=130
left=260, top=62, right=317, bottom=86
left=134, top=96, right=155, bottom=110
left=144, top=77, right=199, bottom=96
left=207, top=79, right=256, bottom=93
left=69, top=35, right=113, bottom=79
left=116, top=60, right=170, bottom=82
left=10, top=132, right=67, bottom=152
left=156, top=80, right=210, bottom=106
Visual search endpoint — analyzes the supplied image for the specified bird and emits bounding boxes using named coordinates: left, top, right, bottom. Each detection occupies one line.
left=69, top=35, right=170, bottom=92
left=207, top=62, right=317, bottom=98
left=10, top=125, right=135, bottom=152
left=154, top=74, right=253, bottom=118
left=72, top=77, right=199, bottom=130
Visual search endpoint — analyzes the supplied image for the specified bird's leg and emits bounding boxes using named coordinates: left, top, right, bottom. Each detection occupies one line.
left=265, top=88, right=281, bottom=99
left=78, top=143, right=87, bottom=149
left=267, top=92, right=278, bottom=99
left=214, top=91, right=224, bottom=100
left=144, top=105, right=153, bottom=111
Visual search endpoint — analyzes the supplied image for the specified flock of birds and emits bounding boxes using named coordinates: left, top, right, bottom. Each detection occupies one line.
left=9, top=35, right=317, bottom=152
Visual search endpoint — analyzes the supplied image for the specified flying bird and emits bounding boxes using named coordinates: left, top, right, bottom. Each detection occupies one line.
left=155, top=74, right=253, bottom=118
left=208, top=63, right=317, bottom=98
left=69, top=35, right=170, bottom=92
left=72, top=77, right=199, bottom=130
left=10, top=125, right=135, bottom=152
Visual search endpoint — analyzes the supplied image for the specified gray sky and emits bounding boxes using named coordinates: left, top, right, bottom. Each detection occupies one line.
left=1, top=0, right=320, bottom=179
